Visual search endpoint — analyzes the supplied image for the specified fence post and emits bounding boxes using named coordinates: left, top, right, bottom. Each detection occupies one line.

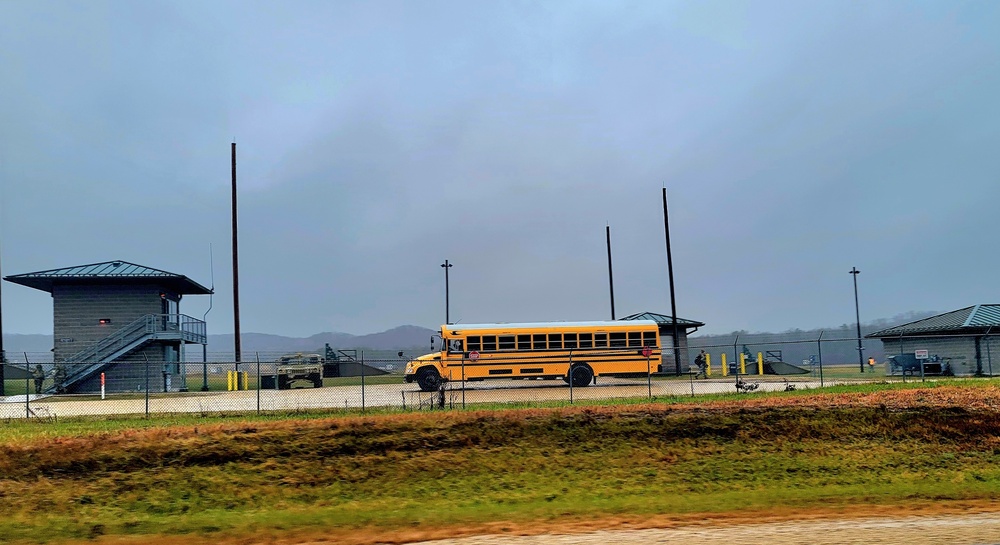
left=461, top=354, right=466, bottom=409
left=24, top=357, right=30, bottom=419
left=256, top=352, right=260, bottom=415
left=143, top=354, right=150, bottom=418
left=817, top=331, right=824, bottom=388
left=361, top=350, right=365, bottom=413
left=986, top=327, right=993, bottom=377
left=732, top=335, right=740, bottom=377
left=647, top=352, right=652, bottom=399
left=568, top=350, right=574, bottom=404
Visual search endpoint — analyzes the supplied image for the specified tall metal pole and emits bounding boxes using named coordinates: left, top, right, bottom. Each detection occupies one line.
left=231, top=143, right=242, bottom=370
left=662, top=188, right=681, bottom=376
left=850, top=267, right=863, bottom=373
left=441, top=260, right=452, bottom=324
left=0, top=245, right=5, bottom=396
left=606, top=225, right=616, bottom=320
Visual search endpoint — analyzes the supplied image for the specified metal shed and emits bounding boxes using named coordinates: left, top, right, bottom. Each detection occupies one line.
left=866, top=304, right=1000, bottom=376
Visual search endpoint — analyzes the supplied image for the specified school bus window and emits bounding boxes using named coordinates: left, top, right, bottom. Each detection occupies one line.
left=467, top=336, right=481, bottom=351
left=517, top=335, right=531, bottom=350
left=642, top=332, right=657, bottom=346
left=533, top=334, right=547, bottom=350
left=579, top=333, right=593, bottom=348
left=628, top=332, right=642, bottom=347
left=483, top=335, right=497, bottom=351
left=564, top=333, right=578, bottom=349
left=499, top=335, right=515, bottom=351
left=449, top=339, right=464, bottom=353
left=610, top=332, right=627, bottom=347
left=548, top=333, right=563, bottom=350
left=594, top=333, right=608, bottom=347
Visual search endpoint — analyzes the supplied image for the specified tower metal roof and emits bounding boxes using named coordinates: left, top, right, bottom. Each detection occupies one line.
left=4, top=260, right=212, bottom=295
left=619, top=311, right=704, bottom=329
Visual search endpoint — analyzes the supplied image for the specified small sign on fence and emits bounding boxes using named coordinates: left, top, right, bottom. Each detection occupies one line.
left=915, top=349, right=929, bottom=359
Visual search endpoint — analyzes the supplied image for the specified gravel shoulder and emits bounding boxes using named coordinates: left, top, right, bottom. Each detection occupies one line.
left=408, top=510, right=1000, bottom=545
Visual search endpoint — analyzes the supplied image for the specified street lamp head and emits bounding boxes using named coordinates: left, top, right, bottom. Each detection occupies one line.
left=441, top=260, right=452, bottom=269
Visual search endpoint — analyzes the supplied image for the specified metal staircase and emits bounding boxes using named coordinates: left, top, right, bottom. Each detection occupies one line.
left=53, top=314, right=206, bottom=393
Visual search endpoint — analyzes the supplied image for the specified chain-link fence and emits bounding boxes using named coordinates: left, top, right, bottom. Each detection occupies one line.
left=687, top=330, right=1000, bottom=385
left=1, top=331, right=996, bottom=420
left=0, top=353, right=813, bottom=420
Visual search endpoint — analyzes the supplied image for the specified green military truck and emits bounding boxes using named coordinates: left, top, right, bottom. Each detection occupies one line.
left=275, top=353, right=324, bottom=389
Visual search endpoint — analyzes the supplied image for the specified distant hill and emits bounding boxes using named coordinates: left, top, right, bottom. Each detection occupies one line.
left=2, top=326, right=437, bottom=363
left=207, top=325, right=435, bottom=354
left=2, top=313, right=938, bottom=364
left=1, top=333, right=54, bottom=354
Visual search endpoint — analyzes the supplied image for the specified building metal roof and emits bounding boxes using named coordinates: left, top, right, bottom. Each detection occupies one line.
left=619, top=311, right=705, bottom=329
left=4, top=260, right=212, bottom=295
left=866, top=304, right=1000, bottom=338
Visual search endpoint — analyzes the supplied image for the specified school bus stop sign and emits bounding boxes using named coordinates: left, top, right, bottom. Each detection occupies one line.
left=469, top=351, right=480, bottom=361
left=642, top=346, right=652, bottom=358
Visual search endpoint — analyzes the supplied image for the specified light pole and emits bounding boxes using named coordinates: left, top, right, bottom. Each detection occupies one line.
left=850, top=267, right=864, bottom=373
left=441, top=260, right=452, bottom=325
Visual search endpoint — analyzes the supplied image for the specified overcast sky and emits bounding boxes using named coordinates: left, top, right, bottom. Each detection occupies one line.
left=1, top=0, right=998, bottom=337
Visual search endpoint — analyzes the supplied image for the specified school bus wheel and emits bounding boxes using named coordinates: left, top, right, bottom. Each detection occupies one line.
left=568, top=364, right=593, bottom=388
left=416, top=368, right=443, bottom=392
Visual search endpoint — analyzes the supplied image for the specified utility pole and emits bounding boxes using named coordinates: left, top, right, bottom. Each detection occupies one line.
left=0, top=247, right=5, bottom=396
left=662, top=188, right=681, bottom=375
left=232, top=143, right=242, bottom=370
left=441, top=260, right=452, bottom=325
left=606, top=225, right=616, bottom=320
left=850, top=267, right=864, bottom=373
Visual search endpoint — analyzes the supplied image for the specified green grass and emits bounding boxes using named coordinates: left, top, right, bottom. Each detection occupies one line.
left=3, top=382, right=1000, bottom=543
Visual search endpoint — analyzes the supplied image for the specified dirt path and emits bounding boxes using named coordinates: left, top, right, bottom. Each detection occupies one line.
left=409, top=513, right=1000, bottom=544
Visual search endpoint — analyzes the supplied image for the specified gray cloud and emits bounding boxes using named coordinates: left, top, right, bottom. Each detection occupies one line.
left=1, top=0, right=999, bottom=337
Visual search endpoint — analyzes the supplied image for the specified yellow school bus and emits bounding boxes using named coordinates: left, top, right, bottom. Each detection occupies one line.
left=404, top=320, right=661, bottom=391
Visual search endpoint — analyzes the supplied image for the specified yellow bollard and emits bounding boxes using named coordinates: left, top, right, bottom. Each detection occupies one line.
left=705, top=353, right=712, bottom=377
left=226, top=370, right=233, bottom=391
left=757, top=352, right=764, bottom=375
left=242, top=371, right=249, bottom=390
left=721, top=353, right=728, bottom=376
left=739, top=353, right=747, bottom=375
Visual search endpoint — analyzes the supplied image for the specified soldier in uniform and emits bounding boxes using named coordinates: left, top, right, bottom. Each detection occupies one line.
left=32, top=364, right=45, bottom=394
left=694, top=350, right=707, bottom=378
left=52, top=364, right=67, bottom=394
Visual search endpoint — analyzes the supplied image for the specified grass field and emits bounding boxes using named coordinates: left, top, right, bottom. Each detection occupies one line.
left=2, top=380, right=1000, bottom=544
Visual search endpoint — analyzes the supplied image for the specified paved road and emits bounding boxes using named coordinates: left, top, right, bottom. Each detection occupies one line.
left=408, top=513, right=1000, bottom=545
left=0, top=376, right=844, bottom=419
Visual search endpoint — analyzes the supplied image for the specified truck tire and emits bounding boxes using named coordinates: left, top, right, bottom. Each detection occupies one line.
left=311, top=373, right=323, bottom=388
